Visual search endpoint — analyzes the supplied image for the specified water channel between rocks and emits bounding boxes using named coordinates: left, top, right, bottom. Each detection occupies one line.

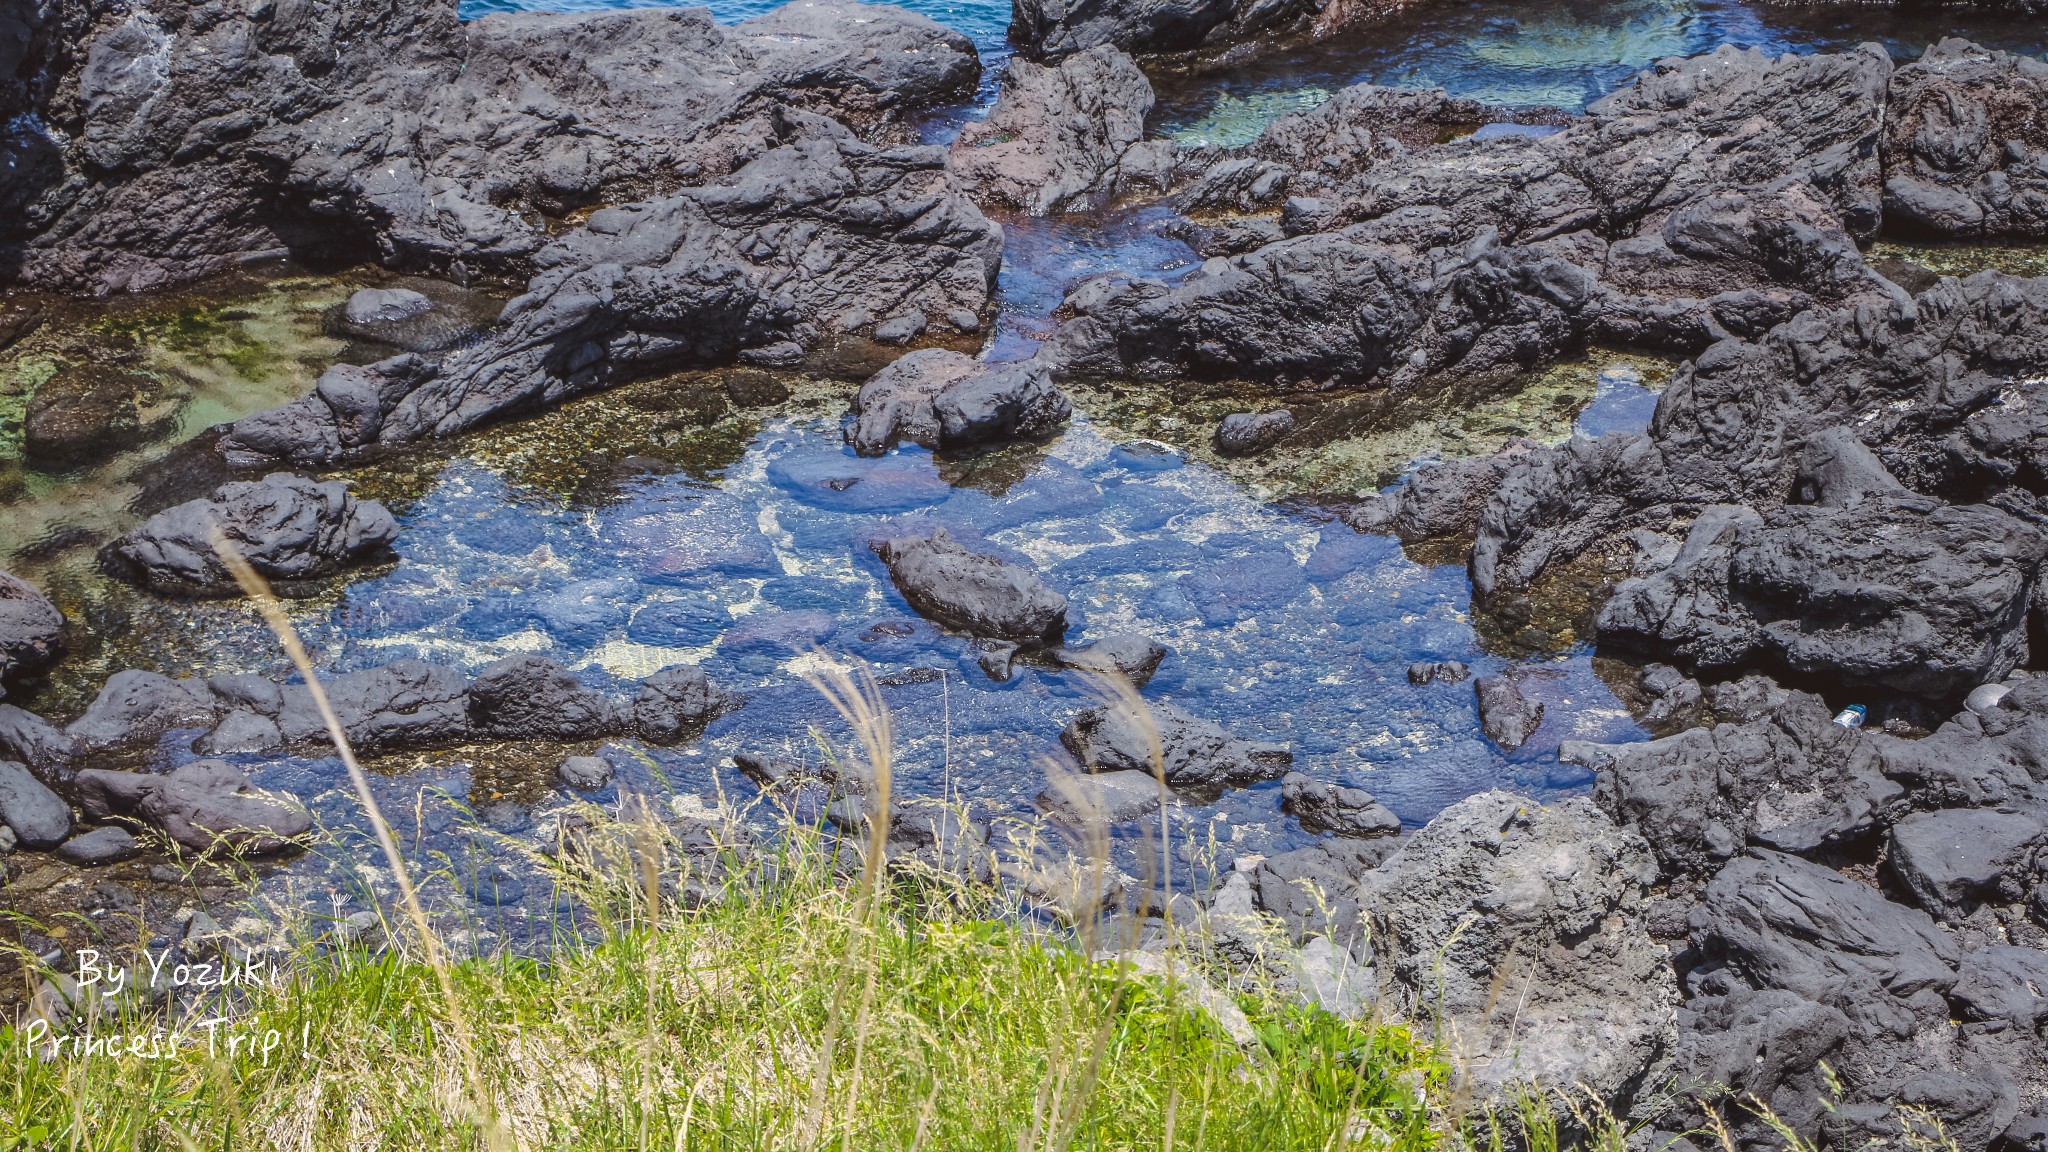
left=4, top=0, right=2047, bottom=948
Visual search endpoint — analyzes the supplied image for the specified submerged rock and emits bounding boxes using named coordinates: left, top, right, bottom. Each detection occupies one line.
left=1048, top=633, right=1170, bottom=687
left=872, top=528, right=1069, bottom=643
left=1059, top=700, right=1290, bottom=790
left=1213, top=410, right=1295, bottom=457
left=949, top=45, right=1155, bottom=215
left=66, top=671, right=217, bottom=752
left=467, top=655, right=619, bottom=741
left=1358, top=791, right=1675, bottom=1107
left=1280, top=771, right=1399, bottom=838
left=72, top=761, right=309, bottom=856
left=1473, top=675, right=1543, bottom=751
left=0, top=573, right=65, bottom=688
left=103, top=474, right=399, bottom=597
left=275, top=660, right=472, bottom=754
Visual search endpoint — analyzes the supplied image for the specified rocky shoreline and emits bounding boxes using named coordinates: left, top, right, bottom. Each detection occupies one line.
left=4, top=0, right=2048, bottom=1144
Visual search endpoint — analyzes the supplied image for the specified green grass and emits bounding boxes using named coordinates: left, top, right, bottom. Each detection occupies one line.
left=2, top=810, right=1451, bottom=1152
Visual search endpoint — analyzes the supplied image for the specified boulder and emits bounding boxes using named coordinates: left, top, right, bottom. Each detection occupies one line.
left=1887, top=805, right=2047, bottom=923
left=557, top=756, right=614, bottom=792
left=0, top=573, right=64, bottom=686
left=1059, top=701, right=1290, bottom=790
left=1037, top=768, right=1164, bottom=824
left=872, top=528, right=1069, bottom=643
left=1357, top=791, right=1675, bottom=1107
left=56, top=826, right=141, bottom=866
left=466, top=655, right=620, bottom=741
left=1597, top=496, right=2048, bottom=697
left=1585, top=689, right=1904, bottom=878
left=0, top=706, right=78, bottom=783
left=1213, top=410, right=1295, bottom=457
left=845, top=351, right=1071, bottom=457
left=275, top=660, right=471, bottom=753
left=1883, top=39, right=2048, bottom=240
left=22, top=364, right=168, bottom=468
left=1249, top=839, right=1394, bottom=961
left=0, top=759, right=72, bottom=850
left=1473, top=675, right=1542, bottom=751
left=1951, top=945, right=2048, bottom=1031
left=1697, top=850, right=1958, bottom=1011
left=1048, top=633, right=1170, bottom=687
left=1280, top=771, right=1399, bottom=838
left=103, top=473, right=399, bottom=596
left=949, top=45, right=1154, bottom=215
left=1346, top=441, right=1545, bottom=544
left=66, top=670, right=217, bottom=751
left=632, top=664, right=732, bottom=744
left=72, top=762, right=309, bottom=856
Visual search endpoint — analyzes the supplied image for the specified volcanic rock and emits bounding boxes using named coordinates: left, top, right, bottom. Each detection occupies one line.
left=103, top=474, right=399, bottom=596
left=872, top=528, right=1068, bottom=643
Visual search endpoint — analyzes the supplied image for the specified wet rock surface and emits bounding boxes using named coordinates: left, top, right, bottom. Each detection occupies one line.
left=1059, top=700, right=1290, bottom=790
left=103, top=474, right=400, bottom=597
left=873, top=527, right=1069, bottom=643
left=847, top=350, right=1072, bottom=456
left=0, top=573, right=65, bottom=689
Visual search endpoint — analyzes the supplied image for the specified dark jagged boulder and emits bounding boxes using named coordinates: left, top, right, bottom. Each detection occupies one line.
left=1474, top=675, right=1543, bottom=751
left=846, top=351, right=1071, bottom=457
left=1671, top=989, right=1854, bottom=1144
left=1406, top=660, right=1469, bottom=685
left=1048, top=633, right=1169, bottom=687
left=1358, top=791, right=1675, bottom=1106
left=632, top=664, right=733, bottom=744
left=275, top=660, right=471, bottom=753
left=1699, top=849, right=1958, bottom=1008
left=1009, top=0, right=1239, bottom=61
left=872, top=528, right=1068, bottom=643
left=1343, top=440, right=1544, bottom=543
left=949, top=45, right=1154, bottom=215
left=0, top=573, right=64, bottom=687
left=1280, top=771, right=1399, bottom=838
left=1474, top=273, right=2048, bottom=604
left=72, top=762, right=309, bottom=856
left=103, top=473, right=399, bottom=597
left=65, top=670, right=217, bottom=751
left=1596, top=495, right=2048, bottom=697
left=222, top=112, right=1003, bottom=468
left=1577, top=688, right=1904, bottom=878
left=1059, top=700, right=1290, bottom=789
left=1883, top=39, right=2048, bottom=240
left=1213, top=410, right=1295, bottom=456
left=0, top=759, right=72, bottom=851
left=466, top=655, right=620, bottom=741
left=10, top=0, right=979, bottom=294
left=1887, top=805, right=2047, bottom=924
left=1248, top=839, right=1393, bottom=960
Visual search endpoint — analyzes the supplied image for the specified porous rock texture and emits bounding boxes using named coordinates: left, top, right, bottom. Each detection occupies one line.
left=1045, top=46, right=1902, bottom=391
left=1883, top=39, right=2048, bottom=240
left=102, top=473, right=398, bottom=596
left=5, top=0, right=978, bottom=294
left=1060, top=700, right=1291, bottom=791
left=845, top=350, right=1072, bottom=456
left=949, top=45, right=1155, bottom=215
left=1357, top=791, right=1676, bottom=1109
left=220, top=108, right=1003, bottom=468
left=1575, top=676, right=2048, bottom=1151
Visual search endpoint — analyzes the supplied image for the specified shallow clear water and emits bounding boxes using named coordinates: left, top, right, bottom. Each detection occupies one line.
left=10, top=0, right=2046, bottom=935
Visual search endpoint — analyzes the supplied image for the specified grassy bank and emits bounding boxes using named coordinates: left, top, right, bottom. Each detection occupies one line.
left=3, top=811, right=1448, bottom=1151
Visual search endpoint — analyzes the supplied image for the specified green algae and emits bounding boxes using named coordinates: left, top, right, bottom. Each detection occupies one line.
left=1069, top=347, right=1679, bottom=502
left=1869, top=240, right=2048, bottom=281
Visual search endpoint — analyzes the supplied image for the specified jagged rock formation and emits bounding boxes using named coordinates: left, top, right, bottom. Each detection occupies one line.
left=4, top=0, right=977, bottom=293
